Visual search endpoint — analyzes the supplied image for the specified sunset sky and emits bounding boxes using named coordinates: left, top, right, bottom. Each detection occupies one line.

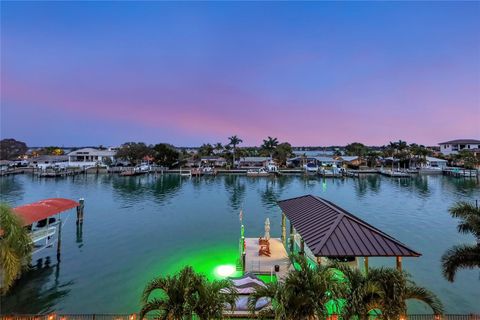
left=1, top=1, right=479, bottom=147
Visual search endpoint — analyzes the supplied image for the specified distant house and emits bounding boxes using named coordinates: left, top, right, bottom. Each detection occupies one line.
left=439, top=139, right=480, bottom=155
left=339, top=156, right=364, bottom=167
left=200, top=157, right=227, bottom=167
left=30, top=155, right=69, bottom=169
left=237, top=157, right=271, bottom=168
left=67, top=148, right=116, bottom=167
left=424, top=156, right=448, bottom=169
left=287, top=156, right=340, bottom=167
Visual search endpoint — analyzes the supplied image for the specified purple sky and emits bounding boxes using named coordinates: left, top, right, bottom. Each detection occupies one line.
left=1, top=2, right=479, bottom=147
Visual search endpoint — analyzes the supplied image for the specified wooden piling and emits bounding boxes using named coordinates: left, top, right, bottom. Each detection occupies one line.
left=57, top=221, right=62, bottom=262
left=76, top=198, right=85, bottom=224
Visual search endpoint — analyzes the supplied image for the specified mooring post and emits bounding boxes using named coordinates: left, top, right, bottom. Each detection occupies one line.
left=57, top=221, right=62, bottom=262
left=77, top=198, right=85, bottom=224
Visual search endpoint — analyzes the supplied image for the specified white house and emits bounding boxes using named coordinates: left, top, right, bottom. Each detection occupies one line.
left=67, top=148, right=116, bottom=168
left=424, top=156, right=448, bottom=169
left=439, top=139, right=480, bottom=155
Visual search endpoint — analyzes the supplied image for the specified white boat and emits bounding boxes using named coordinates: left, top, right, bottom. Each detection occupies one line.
left=246, top=168, right=270, bottom=177
left=303, top=162, right=318, bottom=173
left=266, top=161, right=278, bottom=173
left=418, top=166, right=443, bottom=174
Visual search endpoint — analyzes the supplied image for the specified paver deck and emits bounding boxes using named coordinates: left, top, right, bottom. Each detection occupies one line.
left=244, top=237, right=291, bottom=280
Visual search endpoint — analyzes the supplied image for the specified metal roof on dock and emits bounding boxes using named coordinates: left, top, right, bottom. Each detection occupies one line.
left=277, top=195, right=420, bottom=257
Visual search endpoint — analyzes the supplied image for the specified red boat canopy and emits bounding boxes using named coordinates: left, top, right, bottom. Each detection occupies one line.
left=13, top=198, right=80, bottom=226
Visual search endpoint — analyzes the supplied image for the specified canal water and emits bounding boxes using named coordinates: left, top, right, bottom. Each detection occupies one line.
left=1, top=174, right=479, bottom=314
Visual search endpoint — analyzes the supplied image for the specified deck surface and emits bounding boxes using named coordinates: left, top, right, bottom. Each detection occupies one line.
left=244, top=237, right=291, bottom=280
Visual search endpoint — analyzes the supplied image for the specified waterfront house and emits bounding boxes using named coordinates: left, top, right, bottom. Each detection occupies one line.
left=200, top=156, right=227, bottom=167
left=287, top=156, right=340, bottom=168
left=339, top=156, right=364, bottom=167
left=67, top=148, right=116, bottom=168
left=30, top=155, right=69, bottom=169
left=439, top=139, right=480, bottom=155
left=237, top=156, right=271, bottom=168
left=424, top=156, right=448, bottom=169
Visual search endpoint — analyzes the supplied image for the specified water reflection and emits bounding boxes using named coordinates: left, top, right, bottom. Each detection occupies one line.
left=260, top=179, right=283, bottom=208
left=1, top=258, right=73, bottom=314
left=0, top=176, right=25, bottom=203
left=224, top=175, right=246, bottom=210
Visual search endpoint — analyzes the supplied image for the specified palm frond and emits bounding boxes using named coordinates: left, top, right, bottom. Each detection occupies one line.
left=449, top=202, right=480, bottom=219
left=406, top=285, right=444, bottom=315
left=441, top=244, right=480, bottom=282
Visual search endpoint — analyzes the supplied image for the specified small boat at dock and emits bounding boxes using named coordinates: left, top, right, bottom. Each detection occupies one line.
left=246, top=168, right=270, bottom=177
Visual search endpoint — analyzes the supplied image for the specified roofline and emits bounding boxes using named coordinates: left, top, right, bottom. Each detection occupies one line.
left=277, top=194, right=421, bottom=257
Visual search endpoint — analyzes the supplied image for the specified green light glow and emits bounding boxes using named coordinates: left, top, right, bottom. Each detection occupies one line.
left=215, top=265, right=236, bottom=277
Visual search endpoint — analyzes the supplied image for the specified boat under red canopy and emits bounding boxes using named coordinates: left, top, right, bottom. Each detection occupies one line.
left=13, top=198, right=80, bottom=226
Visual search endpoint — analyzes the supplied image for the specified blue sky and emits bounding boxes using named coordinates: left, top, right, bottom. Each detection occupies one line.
left=1, top=1, right=479, bottom=146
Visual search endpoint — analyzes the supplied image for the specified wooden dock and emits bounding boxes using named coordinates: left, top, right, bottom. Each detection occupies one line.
left=244, top=238, right=292, bottom=280
left=443, top=168, right=478, bottom=178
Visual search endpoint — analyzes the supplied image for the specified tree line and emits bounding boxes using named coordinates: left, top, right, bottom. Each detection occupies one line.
left=1, top=137, right=478, bottom=169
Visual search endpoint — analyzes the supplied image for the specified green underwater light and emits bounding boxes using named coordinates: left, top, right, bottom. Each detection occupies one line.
left=215, top=264, right=236, bottom=277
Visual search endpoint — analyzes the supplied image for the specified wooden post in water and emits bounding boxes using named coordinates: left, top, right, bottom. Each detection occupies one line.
left=396, top=256, right=402, bottom=271
left=57, top=221, right=62, bottom=262
left=76, top=198, right=85, bottom=224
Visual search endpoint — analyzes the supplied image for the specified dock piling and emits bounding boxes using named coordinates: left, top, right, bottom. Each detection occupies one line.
left=76, top=198, right=85, bottom=224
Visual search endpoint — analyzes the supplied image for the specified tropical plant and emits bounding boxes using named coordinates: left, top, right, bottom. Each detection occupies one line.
left=152, top=143, right=180, bottom=168
left=367, top=267, right=443, bottom=319
left=345, top=142, right=368, bottom=157
left=331, top=264, right=443, bottom=320
left=140, top=266, right=238, bottom=320
left=214, top=143, right=224, bottom=154
left=329, top=263, right=381, bottom=320
left=248, top=254, right=346, bottom=319
left=192, top=279, right=237, bottom=319
left=0, top=203, right=33, bottom=294
left=228, top=135, right=243, bottom=166
left=441, top=201, right=480, bottom=282
left=274, top=143, right=293, bottom=166
left=261, top=137, right=279, bottom=158
left=116, top=142, right=152, bottom=165
left=198, top=143, right=214, bottom=157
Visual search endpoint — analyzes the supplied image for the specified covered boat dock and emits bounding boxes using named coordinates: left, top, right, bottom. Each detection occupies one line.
left=12, top=198, right=81, bottom=259
left=277, top=194, right=420, bottom=271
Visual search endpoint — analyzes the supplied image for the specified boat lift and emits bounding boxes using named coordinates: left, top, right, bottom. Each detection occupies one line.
left=12, top=198, right=81, bottom=259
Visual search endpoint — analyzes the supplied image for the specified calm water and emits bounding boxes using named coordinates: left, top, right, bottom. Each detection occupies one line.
left=1, top=174, right=479, bottom=314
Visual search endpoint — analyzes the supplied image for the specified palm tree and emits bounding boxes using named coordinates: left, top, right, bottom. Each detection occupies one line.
left=248, top=255, right=345, bottom=319
left=228, top=135, right=243, bottom=167
left=441, top=201, right=480, bottom=282
left=0, top=203, right=33, bottom=294
left=330, top=263, right=382, bottom=320
left=214, top=143, right=224, bottom=154
left=261, top=136, right=279, bottom=159
left=140, top=266, right=238, bottom=320
left=192, top=279, right=238, bottom=320
left=368, top=267, right=443, bottom=320
left=140, top=266, right=199, bottom=320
